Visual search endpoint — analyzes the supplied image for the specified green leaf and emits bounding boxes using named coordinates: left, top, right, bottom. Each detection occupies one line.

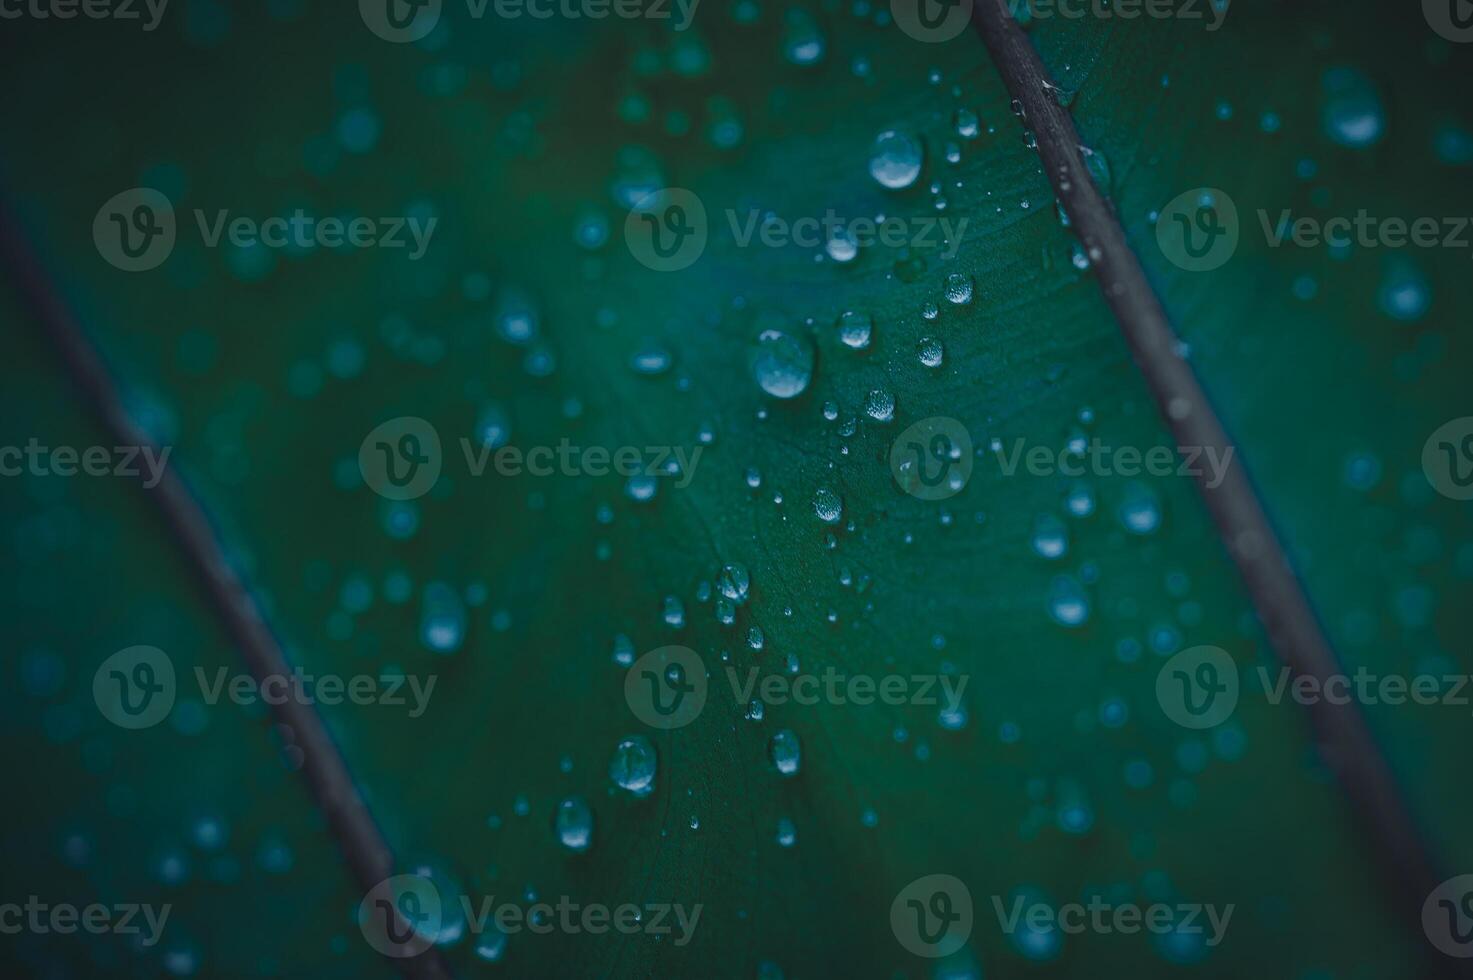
left=2, top=2, right=1470, bottom=977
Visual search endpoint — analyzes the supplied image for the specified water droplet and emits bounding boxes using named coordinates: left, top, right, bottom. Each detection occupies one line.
left=939, top=701, right=968, bottom=731
left=420, top=582, right=466, bottom=653
left=612, top=634, right=635, bottom=667
left=495, top=289, right=540, bottom=345
left=1321, top=67, right=1385, bottom=149
left=953, top=108, right=979, bottom=139
left=630, top=343, right=673, bottom=375
left=1378, top=260, right=1431, bottom=322
left=916, top=336, right=944, bottom=368
left=475, top=403, right=512, bottom=449
left=662, top=595, right=686, bottom=628
left=747, top=626, right=765, bottom=650
left=826, top=227, right=859, bottom=263
left=749, top=329, right=815, bottom=399
left=863, top=389, right=896, bottom=422
left=1063, top=482, right=1095, bottom=518
left=836, top=310, right=873, bottom=350
left=769, top=728, right=801, bottom=776
left=1117, top=482, right=1162, bottom=535
left=943, top=272, right=974, bottom=305
left=781, top=9, right=826, bottom=66
left=625, top=475, right=658, bottom=503
left=717, top=563, right=750, bottom=604
left=609, top=736, right=657, bottom=797
left=553, top=797, right=593, bottom=852
left=775, top=817, right=797, bottom=847
left=868, top=130, right=924, bottom=190
left=1048, top=576, right=1091, bottom=627
left=813, top=487, right=843, bottom=525
left=1031, top=514, right=1069, bottom=560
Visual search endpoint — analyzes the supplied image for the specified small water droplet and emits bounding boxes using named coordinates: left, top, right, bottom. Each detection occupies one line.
left=554, top=796, right=593, bottom=852
left=916, top=336, right=944, bottom=368
left=943, top=273, right=974, bottom=305
left=769, top=728, right=801, bottom=776
left=813, top=487, right=843, bottom=525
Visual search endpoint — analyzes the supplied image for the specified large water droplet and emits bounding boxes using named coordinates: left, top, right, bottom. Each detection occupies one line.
left=868, top=130, right=924, bottom=190
left=750, top=329, right=814, bottom=399
left=837, top=311, right=873, bottom=350
left=609, top=736, right=657, bottom=797
left=718, top=563, right=751, bottom=604
left=863, top=389, right=896, bottom=422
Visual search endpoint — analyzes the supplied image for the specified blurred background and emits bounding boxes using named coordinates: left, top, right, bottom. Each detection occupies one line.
left=1, top=0, right=1471, bottom=976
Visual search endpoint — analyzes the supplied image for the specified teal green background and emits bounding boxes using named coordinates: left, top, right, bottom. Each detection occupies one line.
left=1, top=0, right=1471, bottom=976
